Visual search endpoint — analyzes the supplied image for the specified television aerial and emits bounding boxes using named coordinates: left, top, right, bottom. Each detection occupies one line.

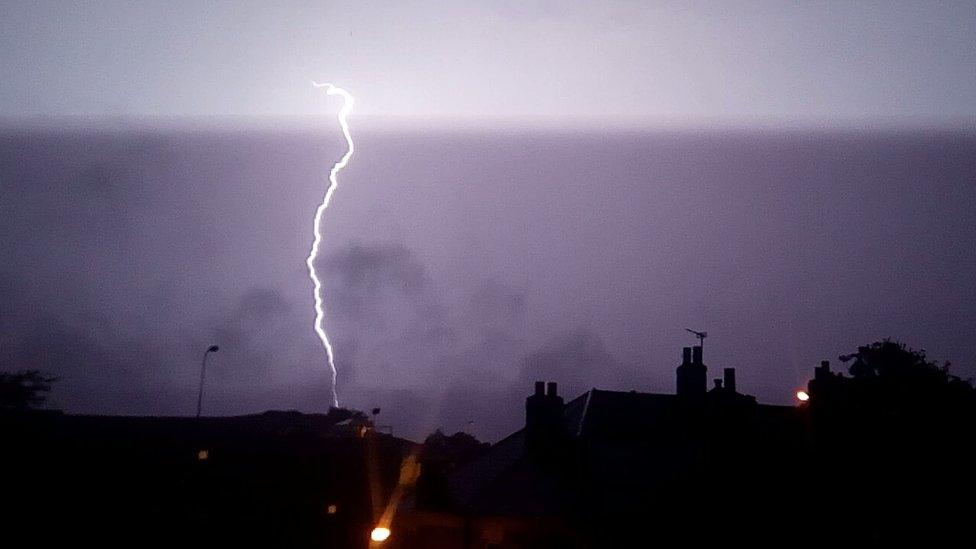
left=685, top=328, right=707, bottom=350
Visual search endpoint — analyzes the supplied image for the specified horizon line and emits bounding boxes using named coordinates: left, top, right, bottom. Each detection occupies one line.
left=2, top=113, right=975, bottom=134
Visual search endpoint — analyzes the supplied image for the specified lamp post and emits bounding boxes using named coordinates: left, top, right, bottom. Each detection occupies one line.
left=196, top=345, right=220, bottom=419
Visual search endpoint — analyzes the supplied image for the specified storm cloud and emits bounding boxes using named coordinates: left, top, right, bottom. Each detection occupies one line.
left=2, top=125, right=975, bottom=442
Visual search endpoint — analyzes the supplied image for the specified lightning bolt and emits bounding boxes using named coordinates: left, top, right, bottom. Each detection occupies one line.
left=307, top=82, right=354, bottom=408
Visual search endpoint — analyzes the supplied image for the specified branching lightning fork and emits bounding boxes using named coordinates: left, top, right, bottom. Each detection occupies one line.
left=307, top=82, right=354, bottom=408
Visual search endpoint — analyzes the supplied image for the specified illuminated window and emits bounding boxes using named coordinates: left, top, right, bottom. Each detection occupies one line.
left=197, top=449, right=209, bottom=461
left=327, top=504, right=338, bottom=515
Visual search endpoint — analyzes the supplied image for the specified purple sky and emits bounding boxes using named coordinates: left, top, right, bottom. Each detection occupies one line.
left=2, top=125, right=974, bottom=441
left=1, top=2, right=975, bottom=441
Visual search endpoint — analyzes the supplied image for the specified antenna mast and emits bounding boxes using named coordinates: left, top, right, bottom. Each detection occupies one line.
left=685, top=328, right=707, bottom=352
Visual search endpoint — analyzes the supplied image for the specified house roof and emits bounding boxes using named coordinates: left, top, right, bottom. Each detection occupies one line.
left=447, top=391, right=587, bottom=514
left=447, top=387, right=803, bottom=516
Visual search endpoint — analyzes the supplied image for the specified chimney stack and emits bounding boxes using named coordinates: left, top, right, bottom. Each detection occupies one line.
left=677, top=346, right=707, bottom=397
left=525, top=381, right=565, bottom=455
left=723, top=368, right=736, bottom=393
left=815, top=360, right=831, bottom=380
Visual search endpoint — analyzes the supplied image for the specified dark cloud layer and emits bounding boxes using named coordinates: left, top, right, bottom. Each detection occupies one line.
left=519, top=329, right=638, bottom=398
left=1, top=125, right=974, bottom=441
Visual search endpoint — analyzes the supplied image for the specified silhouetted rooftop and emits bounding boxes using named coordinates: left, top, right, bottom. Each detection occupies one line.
left=447, top=387, right=803, bottom=517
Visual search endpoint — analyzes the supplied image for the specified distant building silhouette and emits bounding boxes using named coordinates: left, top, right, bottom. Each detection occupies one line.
left=397, top=345, right=803, bottom=547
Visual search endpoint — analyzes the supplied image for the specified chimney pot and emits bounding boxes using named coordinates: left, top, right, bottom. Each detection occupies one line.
left=546, top=381, right=558, bottom=397
left=815, top=361, right=831, bottom=380
left=534, top=381, right=545, bottom=396
left=682, top=347, right=692, bottom=365
left=713, top=379, right=723, bottom=389
left=723, top=368, right=736, bottom=393
left=692, top=346, right=703, bottom=365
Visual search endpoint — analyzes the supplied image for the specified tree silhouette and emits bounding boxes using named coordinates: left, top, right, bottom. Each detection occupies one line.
left=808, top=339, right=976, bottom=544
left=844, top=339, right=968, bottom=383
left=416, top=430, right=489, bottom=509
left=837, top=339, right=975, bottom=418
left=0, top=370, right=57, bottom=410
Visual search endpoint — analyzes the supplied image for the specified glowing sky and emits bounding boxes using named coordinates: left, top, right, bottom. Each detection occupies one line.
left=2, top=1, right=975, bottom=441
left=2, top=1, right=974, bottom=124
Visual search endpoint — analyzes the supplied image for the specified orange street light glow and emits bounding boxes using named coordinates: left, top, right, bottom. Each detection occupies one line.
left=370, top=527, right=391, bottom=542
left=796, top=390, right=810, bottom=402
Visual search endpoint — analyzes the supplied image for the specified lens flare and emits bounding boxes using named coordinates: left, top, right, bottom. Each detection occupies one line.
left=307, top=82, right=354, bottom=408
left=796, top=390, right=810, bottom=402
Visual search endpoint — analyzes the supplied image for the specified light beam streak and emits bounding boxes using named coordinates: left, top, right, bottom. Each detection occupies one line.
left=307, top=82, right=354, bottom=408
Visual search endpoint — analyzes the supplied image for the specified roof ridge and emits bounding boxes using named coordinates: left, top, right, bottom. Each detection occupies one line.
left=576, top=388, right=595, bottom=437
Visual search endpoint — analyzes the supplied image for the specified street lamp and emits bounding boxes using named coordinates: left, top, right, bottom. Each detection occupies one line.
left=370, top=527, right=391, bottom=543
left=196, top=345, right=220, bottom=418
